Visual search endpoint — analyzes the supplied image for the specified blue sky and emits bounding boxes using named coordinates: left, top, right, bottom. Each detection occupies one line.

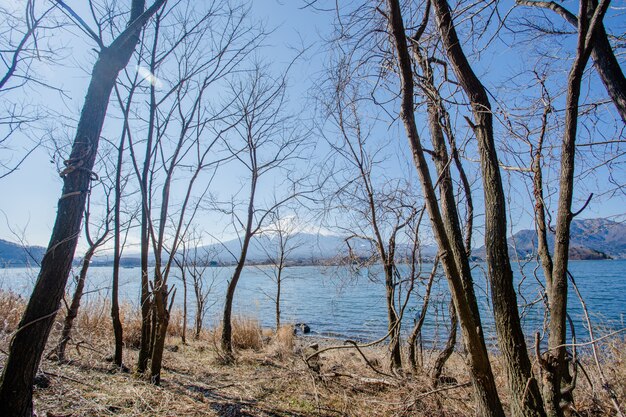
left=0, top=0, right=624, bottom=250
left=0, top=0, right=330, bottom=248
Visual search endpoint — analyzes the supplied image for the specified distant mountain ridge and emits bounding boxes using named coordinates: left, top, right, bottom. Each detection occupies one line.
left=2, top=218, right=623, bottom=266
left=475, top=218, right=626, bottom=260
left=196, top=232, right=438, bottom=264
left=0, top=239, right=46, bottom=267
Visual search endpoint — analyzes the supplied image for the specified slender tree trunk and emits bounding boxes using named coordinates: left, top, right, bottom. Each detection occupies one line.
left=55, top=246, right=97, bottom=362
left=194, top=282, right=203, bottom=339
left=137, top=14, right=161, bottom=374
left=111, top=119, right=126, bottom=368
left=275, top=266, right=282, bottom=331
left=137, top=211, right=152, bottom=373
left=0, top=1, right=162, bottom=412
left=532, top=102, right=554, bottom=288
left=411, top=35, right=472, bottom=386
left=429, top=1, right=547, bottom=415
left=149, top=301, right=157, bottom=358
left=407, top=324, right=420, bottom=373
left=588, top=19, right=626, bottom=123
left=432, top=301, right=458, bottom=385
left=384, top=263, right=402, bottom=370
left=222, top=236, right=252, bottom=357
left=182, top=270, right=187, bottom=344
left=149, top=267, right=170, bottom=384
left=221, top=173, right=257, bottom=357
left=543, top=2, right=609, bottom=414
left=407, top=262, right=437, bottom=373
left=384, top=2, right=505, bottom=415
left=413, top=44, right=478, bottom=379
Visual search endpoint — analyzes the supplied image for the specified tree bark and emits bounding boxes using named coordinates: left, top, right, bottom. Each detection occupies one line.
left=0, top=1, right=164, bottom=413
left=112, top=113, right=127, bottom=368
left=543, top=2, right=609, bottom=414
left=149, top=268, right=169, bottom=384
left=432, top=301, right=458, bottom=385
left=222, top=173, right=257, bottom=357
left=181, top=269, right=187, bottom=344
left=137, top=12, right=162, bottom=374
left=407, top=260, right=437, bottom=373
left=54, top=246, right=97, bottom=362
left=194, top=282, right=204, bottom=339
left=384, top=262, right=402, bottom=370
left=275, top=264, right=282, bottom=331
left=222, top=233, right=253, bottom=357
left=589, top=19, right=626, bottom=123
left=384, top=1, right=505, bottom=415
left=429, top=1, right=547, bottom=416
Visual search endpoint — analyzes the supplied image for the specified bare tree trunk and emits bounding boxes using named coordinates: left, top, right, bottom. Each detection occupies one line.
left=588, top=17, right=626, bottom=123
left=275, top=266, right=282, bottom=331
left=384, top=263, right=402, bottom=370
left=149, top=267, right=170, bottom=384
left=222, top=233, right=253, bottom=357
left=111, top=116, right=126, bottom=368
left=194, top=283, right=203, bottom=339
left=137, top=13, right=161, bottom=374
left=137, top=218, right=152, bottom=374
left=181, top=269, right=187, bottom=344
left=432, top=301, right=458, bottom=385
left=532, top=94, right=554, bottom=289
left=384, top=1, right=505, bottom=415
left=429, top=1, right=546, bottom=415
left=55, top=246, right=97, bottom=362
left=407, top=260, right=437, bottom=373
left=221, top=169, right=257, bottom=358
left=543, top=2, right=609, bottom=415
left=149, top=302, right=157, bottom=359
left=0, top=2, right=164, bottom=413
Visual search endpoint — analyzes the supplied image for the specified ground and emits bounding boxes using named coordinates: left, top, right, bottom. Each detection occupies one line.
left=0, top=291, right=624, bottom=416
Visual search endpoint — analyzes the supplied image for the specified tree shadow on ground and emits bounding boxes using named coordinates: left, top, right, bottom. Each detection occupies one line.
left=172, top=382, right=334, bottom=417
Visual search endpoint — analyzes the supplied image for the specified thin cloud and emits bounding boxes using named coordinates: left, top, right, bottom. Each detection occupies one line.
left=137, top=65, right=163, bottom=89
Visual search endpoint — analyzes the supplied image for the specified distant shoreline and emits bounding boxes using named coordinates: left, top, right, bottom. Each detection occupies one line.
left=0, top=256, right=619, bottom=270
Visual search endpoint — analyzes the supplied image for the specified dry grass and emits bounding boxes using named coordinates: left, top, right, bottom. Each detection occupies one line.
left=211, top=316, right=264, bottom=351
left=0, top=290, right=24, bottom=333
left=0, top=290, right=624, bottom=416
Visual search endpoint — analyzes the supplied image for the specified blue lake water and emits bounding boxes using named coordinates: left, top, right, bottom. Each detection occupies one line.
left=1, top=260, right=624, bottom=346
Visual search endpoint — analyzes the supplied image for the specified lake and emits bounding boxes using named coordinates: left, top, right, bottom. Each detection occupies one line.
left=1, top=260, right=624, bottom=347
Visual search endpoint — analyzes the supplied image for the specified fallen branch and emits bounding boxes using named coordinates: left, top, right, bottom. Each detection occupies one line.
left=43, top=371, right=97, bottom=389
left=319, top=371, right=398, bottom=387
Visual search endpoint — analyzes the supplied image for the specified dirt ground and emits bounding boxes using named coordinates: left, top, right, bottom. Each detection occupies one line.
left=0, top=292, right=623, bottom=416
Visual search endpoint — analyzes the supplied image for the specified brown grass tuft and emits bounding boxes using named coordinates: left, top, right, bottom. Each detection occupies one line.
left=267, top=324, right=295, bottom=358
left=0, top=290, right=26, bottom=334
left=212, top=316, right=263, bottom=351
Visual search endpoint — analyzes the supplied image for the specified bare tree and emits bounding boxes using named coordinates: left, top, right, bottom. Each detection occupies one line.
left=216, top=64, right=310, bottom=359
left=53, top=162, right=115, bottom=362
left=517, top=0, right=626, bottom=123
left=174, top=229, right=217, bottom=340
left=0, top=0, right=165, bottom=413
left=422, top=1, right=549, bottom=415
left=141, top=51, right=230, bottom=383
left=382, top=1, right=507, bottom=414
left=319, top=72, right=425, bottom=370
left=256, top=208, right=303, bottom=331
left=0, top=0, right=60, bottom=179
left=124, top=1, right=262, bottom=375
left=536, top=1, right=611, bottom=415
